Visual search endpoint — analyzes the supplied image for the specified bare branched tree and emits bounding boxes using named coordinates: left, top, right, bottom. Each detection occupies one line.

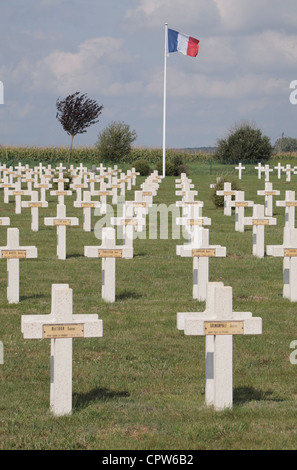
left=56, top=92, right=103, bottom=169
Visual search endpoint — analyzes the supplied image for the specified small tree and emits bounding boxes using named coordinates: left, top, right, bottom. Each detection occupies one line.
left=56, top=92, right=103, bottom=169
left=96, top=121, right=137, bottom=163
left=215, top=122, right=273, bottom=164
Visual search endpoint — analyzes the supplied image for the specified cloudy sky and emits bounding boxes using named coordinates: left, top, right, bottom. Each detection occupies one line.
left=1, top=0, right=297, bottom=150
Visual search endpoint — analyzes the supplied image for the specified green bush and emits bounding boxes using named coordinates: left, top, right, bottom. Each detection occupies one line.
left=211, top=177, right=242, bottom=208
left=155, top=159, right=189, bottom=176
left=95, top=121, right=137, bottom=163
left=132, top=159, right=151, bottom=176
left=215, top=123, right=273, bottom=164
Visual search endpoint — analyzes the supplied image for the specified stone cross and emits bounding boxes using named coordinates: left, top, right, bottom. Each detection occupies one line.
left=255, top=162, right=263, bottom=179
left=267, top=228, right=297, bottom=301
left=243, top=204, right=277, bottom=258
left=283, top=164, right=294, bottom=182
left=235, top=162, right=245, bottom=179
left=276, top=191, right=297, bottom=229
left=74, top=191, right=101, bottom=232
left=262, top=164, right=273, bottom=182
left=21, top=284, right=103, bottom=416
left=257, top=182, right=280, bottom=217
left=44, top=204, right=79, bottom=259
left=274, top=162, right=284, bottom=179
left=22, top=190, right=48, bottom=231
left=176, top=227, right=226, bottom=301
left=8, top=181, right=30, bottom=214
left=35, top=176, right=52, bottom=203
left=227, top=191, right=254, bottom=232
left=91, top=183, right=111, bottom=215
left=177, top=282, right=262, bottom=410
left=0, top=176, right=13, bottom=204
left=110, top=176, right=121, bottom=205
left=216, top=182, right=235, bottom=216
left=111, top=203, right=146, bottom=248
left=125, top=191, right=150, bottom=218
left=176, top=204, right=211, bottom=243
left=84, top=227, right=133, bottom=303
left=0, top=228, right=37, bottom=303
left=70, top=178, right=88, bottom=203
left=50, top=173, right=72, bottom=204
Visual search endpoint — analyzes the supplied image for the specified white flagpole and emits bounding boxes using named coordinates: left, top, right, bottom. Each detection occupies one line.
left=162, top=23, right=168, bottom=179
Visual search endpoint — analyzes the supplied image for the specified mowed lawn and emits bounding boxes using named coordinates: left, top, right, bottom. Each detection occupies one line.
left=1, top=161, right=297, bottom=450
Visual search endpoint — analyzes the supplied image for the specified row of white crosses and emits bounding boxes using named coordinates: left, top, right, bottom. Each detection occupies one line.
left=254, top=162, right=297, bottom=182
left=175, top=175, right=262, bottom=411
left=217, top=181, right=297, bottom=301
left=175, top=174, right=226, bottom=302
left=216, top=181, right=278, bottom=258
left=85, top=171, right=163, bottom=303
left=19, top=171, right=162, bottom=416
left=235, top=162, right=297, bottom=182
left=0, top=162, right=141, bottom=303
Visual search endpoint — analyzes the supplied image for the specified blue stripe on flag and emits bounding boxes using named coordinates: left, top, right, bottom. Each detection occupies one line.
left=168, top=29, right=178, bottom=53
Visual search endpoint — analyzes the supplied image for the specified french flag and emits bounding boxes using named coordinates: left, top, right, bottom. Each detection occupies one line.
left=168, top=28, right=199, bottom=57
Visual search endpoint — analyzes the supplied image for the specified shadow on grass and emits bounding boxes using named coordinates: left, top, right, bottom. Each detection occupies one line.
left=73, top=387, right=130, bottom=410
left=233, top=386, right=285, bottom=405
left=117, top=290, right=144, bottom=300
left=20, top=293, right=47, bottom=302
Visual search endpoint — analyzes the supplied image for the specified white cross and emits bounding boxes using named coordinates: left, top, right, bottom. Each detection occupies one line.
left=243, top=204, right=277, bottom=258
left=8, top=181, right=31, bottom=214
left=216, top=182, right=235, bottom=216
left=34, top=175, right=52, bottom=203
left=84, top=227, right=133, bottom=303
left=91, top=182, right=111, bottom=215
left=70, top=178, right=88, bottom=203
left=0, top=228, right=37, bottom=303
left=267, top=228, right=297, bottom=301
left=177, top=282, right=262, bottom=410
left=21, top=190, right=48, bottom=231
left=274, top=162, right=284, bottom=179
left=257, top=182, right=280, bottom=217
left=21, top=283, right=103, bottom=416
left=111, top=203, right=146, bottom=248
left=255, top=162, right=263, bottom=179
left=283, top=164, right=294, bottom=182
left=50, top=173, right=72, bottom=204
left=226, top=191, right=254, bottom=232
left=276, top=190, right=297, bottom=229
left=74, top=191, right=101, bottom=232
left=235, top=162, right=245, bottom=179
left=176, top=227, right=226, bottom=301
left=44, top=204, right=79, bottom=259
left=262, top=164, right=273, bottom=182
left=109, top=176, right=121, bottom=205
left=176, top=204, right=211, bottom=243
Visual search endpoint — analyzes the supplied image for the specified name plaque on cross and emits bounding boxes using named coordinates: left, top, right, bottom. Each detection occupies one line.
left=286, top=202, right=297, bottom=207
left=54, top=220, right=71, bottom=226
left=43, top=323, right=84, bottom=339
left=2, top=250, right=27, bottom=259
left=99, top=249, right=123, bottom=258
left=204, top=321, right=244, bottom=335
left=192, top=248, right=216, bottom=257
left=284, top=249, right=297, bottom=257
left=253, top=219, right=269, bottom=225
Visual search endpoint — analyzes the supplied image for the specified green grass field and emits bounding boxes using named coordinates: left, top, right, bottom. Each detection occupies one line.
left=1, top=162, right=297, bottom=450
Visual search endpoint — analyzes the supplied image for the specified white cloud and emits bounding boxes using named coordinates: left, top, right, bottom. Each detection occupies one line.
left=29, top=37, right=139, bottom=96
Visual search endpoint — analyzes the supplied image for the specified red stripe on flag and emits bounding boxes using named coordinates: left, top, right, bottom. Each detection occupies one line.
left=187, top=37, right=199, bottom=57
